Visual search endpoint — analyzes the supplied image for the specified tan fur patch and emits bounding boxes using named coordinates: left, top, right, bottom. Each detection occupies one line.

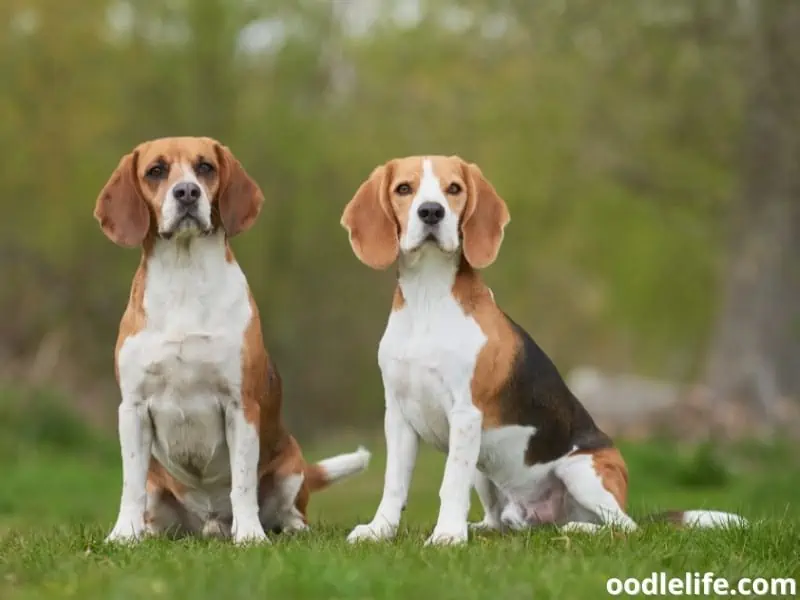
left=146, top=457, right=187, bottom=502
left=579, top=447, right=629, bottom=510
left=460, top=162, right=509, bottom=269
left=240, top=290, right=271, bottom=431
left=391, top=286, right=405, bottom=311
left=450, top=259, right=520, bottom=429
left=340, top=163, right=399, bottom=270
left=113, top=242, right=153, bottom=381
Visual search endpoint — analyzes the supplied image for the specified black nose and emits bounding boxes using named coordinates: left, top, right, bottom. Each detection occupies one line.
left=417, top=201, right=445, bottom=225
left=173, top=182, right=202, bottom=206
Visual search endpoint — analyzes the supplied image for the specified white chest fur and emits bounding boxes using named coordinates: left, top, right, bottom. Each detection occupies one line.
left=378, top=250, right=487, bottom=451
left=117, top=234, right=252, bottom=495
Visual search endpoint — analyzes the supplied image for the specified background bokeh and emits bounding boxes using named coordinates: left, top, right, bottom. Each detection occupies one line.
left=1, top=0, right=798, bottom=441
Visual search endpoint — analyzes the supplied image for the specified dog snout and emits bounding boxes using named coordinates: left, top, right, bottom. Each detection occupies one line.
left=417, top=201, right=445, bottom=226
left=173, top=182, right=202, bottom=206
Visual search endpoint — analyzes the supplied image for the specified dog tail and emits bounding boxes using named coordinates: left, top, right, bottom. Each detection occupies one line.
left=305, top=445, right=371, bottom=493
left=643, top=509, right=748, bottom=528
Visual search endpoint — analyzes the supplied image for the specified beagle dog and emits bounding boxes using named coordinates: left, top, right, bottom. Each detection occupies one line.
left=340, top=155, right=746, bottom=545
left=95, top=136, right=369, bottom=544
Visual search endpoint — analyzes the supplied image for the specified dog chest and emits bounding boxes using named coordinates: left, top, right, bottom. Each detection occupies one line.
left=378, top=297, right=487, bottom=449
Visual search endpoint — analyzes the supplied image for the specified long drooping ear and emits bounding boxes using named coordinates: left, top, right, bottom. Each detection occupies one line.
left=215, top=143, right=265, bottom=237
left=94, top=152, right=150, bottom=248
left=460, top=161, right=510, bottom=269
left=340, top=163, right=399, bottom=270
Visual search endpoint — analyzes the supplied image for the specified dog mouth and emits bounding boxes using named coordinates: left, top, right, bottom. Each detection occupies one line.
left=407, top=232, right=458, bottom=257
left=159, top=213, right=212, bottom=240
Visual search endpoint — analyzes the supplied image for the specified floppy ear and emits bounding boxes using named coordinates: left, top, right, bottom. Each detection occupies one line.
left=215, top=143, right=265, bottom=237
left=460, top=161, right=510, bottom=269
left=94, top=152, right=151, bottom=248
left=340, top=163, right=399, bottom=270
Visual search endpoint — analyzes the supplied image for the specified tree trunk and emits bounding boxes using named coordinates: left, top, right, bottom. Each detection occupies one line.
left=705, top=0, right=800, bottom=435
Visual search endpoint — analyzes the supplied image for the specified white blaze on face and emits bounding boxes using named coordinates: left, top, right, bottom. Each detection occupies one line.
left=160, top=162, right=213, bottom=235
left=400, top=158, right=461, bottom=254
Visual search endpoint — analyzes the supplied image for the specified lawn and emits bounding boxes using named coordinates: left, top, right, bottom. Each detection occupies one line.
left=1, top=388, right=798, bottom=599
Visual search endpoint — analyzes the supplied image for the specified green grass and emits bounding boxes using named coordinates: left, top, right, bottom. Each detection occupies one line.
left=1, top=388, right=799, bottom=599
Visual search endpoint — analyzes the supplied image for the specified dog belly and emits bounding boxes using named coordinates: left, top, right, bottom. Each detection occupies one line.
left=150, top=393, right=231, bottom=486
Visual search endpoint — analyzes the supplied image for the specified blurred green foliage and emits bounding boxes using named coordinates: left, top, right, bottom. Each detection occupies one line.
left=0, top=1, right=750, bottom=434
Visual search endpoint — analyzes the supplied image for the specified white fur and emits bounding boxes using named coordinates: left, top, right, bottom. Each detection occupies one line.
left=469, top=470, right=504, bottom=531
left=316, top=446, right=371, bottom=481
left=159, top=163, right=213, bottom=237
left=106, top=232, right=267, bottom=544
left=681, top=510, right=748, bottom=528
left=400, top=158, right=461, bottom=254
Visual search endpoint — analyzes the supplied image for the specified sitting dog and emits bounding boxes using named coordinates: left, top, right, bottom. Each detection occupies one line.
left=340, top=155, right=745, bottom=545
left=95, top=136, right=369, bottom=544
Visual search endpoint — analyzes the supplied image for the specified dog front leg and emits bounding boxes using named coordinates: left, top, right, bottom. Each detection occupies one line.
left=226, top=403, right=268, bottom=544
left=426, top=401, right=482, bottom=546
left=106, top=398, right=152, bottom=543
left=348, top=393, right=418, bottom=543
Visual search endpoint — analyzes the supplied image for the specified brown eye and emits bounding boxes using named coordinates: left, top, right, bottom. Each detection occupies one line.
left=146, top=163, right=168, bottom=179
left=446, top=182, right=462, bottom=195
left=395, top=183, right=412, bottom=196
left=196, top=161, right=215, bottom=175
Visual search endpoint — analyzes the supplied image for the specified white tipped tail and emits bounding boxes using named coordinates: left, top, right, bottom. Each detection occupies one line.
left=647, top=509, right=748, bottom=528
left=305, top=446, right=371, bottom=492
left=681, top=510, right=748, bottom=528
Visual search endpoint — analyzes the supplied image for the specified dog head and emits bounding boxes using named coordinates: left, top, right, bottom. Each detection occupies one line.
left=94, top=136, right=264, bottom=247
left=341, top=156, right=509, bottom=270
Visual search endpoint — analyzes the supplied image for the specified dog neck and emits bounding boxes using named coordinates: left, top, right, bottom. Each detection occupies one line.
left=140, top=231, right=243, bottom=332
left=145, top=230, right=229, bottom=270
left=397, top=245, right=483, bottom=314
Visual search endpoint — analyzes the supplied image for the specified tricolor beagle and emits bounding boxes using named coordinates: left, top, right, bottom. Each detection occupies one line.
left=95, top=137, right=369, bottom=544
left=340, top=155, right=746, bottom=546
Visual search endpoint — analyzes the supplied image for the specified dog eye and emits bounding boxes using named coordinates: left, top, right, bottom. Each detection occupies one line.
left=446, top=182, right=462, bottom=195
left=196, top=161, right=215, bottom=175
left=394, top=183, right=412, bottom=196
left=145, top=164, right=168, bottom=179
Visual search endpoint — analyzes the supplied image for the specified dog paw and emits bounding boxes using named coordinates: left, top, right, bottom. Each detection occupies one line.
left=201, top=519, right=230, bottom=540
left=346, top=521, right=396, bottom=543
left=560, top=522, right=601, bottom=534
left=425, top=524, right=468, bottom=546
left=232, top=521, right=269, bottom=545
left=469, top=517, right=503, bottom=531
left=105, top=519, right=147, bottom=544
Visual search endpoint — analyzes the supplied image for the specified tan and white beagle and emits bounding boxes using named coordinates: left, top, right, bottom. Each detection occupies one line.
left=95, top=136, right=369, bottom=544
left=340, top=155, right=746, bottom=546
